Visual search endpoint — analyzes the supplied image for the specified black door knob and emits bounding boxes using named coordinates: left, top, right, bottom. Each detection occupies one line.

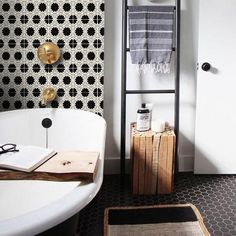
left=201, top=62, right=211, bottom=71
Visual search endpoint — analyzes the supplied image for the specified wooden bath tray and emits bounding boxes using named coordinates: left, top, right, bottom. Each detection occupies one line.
left=0, top=151, right=99, bottom=182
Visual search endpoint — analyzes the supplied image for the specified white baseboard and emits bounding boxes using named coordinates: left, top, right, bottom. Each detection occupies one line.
left=178, top=155, right=194, bottom=172
left=104, top=155, right=194, bottom=175
left=104, top=157, right=129, bottom=175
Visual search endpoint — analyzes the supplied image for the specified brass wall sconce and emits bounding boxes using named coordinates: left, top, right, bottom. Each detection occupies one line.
left=37, top=42, right=60, bottom=64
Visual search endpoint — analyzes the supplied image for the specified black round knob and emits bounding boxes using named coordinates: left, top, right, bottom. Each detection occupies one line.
left=42, top=118, right=52, bottom=128
left=201, top=62, right=211, bottom=71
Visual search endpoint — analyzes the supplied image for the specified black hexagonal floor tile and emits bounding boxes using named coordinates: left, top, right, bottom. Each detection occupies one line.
left=77, top=173, right=236, bottom=236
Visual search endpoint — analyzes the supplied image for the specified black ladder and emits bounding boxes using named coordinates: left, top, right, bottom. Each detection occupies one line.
left=120, top=0, right=181, bottom=180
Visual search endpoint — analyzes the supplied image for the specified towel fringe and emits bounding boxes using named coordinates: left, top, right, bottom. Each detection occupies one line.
left=137, top=63, right=170, bottom=74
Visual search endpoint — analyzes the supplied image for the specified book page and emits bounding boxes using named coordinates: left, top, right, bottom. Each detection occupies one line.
left=0, top=145, right=56, bottom=172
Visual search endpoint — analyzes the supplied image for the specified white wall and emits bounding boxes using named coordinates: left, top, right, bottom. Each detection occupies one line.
left=103, top=0, right=199, bottom=174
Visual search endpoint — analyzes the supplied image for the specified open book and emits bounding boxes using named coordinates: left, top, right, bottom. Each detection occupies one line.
left=0, top=144, right=56, bottom=172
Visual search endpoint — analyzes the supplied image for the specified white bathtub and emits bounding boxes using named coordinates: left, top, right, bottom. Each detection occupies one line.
left=0, top=108, right=106, bottom=236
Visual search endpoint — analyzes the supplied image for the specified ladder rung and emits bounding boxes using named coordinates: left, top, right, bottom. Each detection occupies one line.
left=126, top=47, right=175, bottom=52
left=127, top=6, right=176, bottom=10
left=126, top=89, right=175, bottom=94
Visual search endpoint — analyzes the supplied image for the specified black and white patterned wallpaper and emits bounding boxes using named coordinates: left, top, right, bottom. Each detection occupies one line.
left=0, top=0, right=104, bottom=115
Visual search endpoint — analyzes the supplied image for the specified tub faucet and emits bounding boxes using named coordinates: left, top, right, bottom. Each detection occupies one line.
left=41, top=88, right=56, bottom=106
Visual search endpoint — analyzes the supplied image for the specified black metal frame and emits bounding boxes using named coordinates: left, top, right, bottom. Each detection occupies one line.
left=120, top=0, right=181, bottom=180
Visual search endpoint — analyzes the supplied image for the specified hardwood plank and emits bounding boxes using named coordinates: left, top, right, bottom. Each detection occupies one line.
left=132, top=133, right=140, bottom=194
left=144, top=133, right=153, bottom=194
left=166, top=132, right=175, bottom=193
left=130, top=123, right=135, bottom=184
left=138, top=134, right=146, bottom=194
left=158, top=132, right=168, bottom=194
left=150, top=133, right=161, bottom=194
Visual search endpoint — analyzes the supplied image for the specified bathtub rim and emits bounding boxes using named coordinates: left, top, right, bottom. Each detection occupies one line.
left=0, top=108, right=106, bottom=235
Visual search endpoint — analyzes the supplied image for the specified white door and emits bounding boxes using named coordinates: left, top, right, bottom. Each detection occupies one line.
left=194, top=0, right=236, bottom=174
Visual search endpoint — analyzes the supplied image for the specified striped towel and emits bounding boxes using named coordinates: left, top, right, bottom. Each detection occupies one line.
left=129, top=6, right=175, bottom=74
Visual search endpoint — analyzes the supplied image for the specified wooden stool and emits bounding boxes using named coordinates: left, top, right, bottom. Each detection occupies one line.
left=130, top=123, right=176, bottom=195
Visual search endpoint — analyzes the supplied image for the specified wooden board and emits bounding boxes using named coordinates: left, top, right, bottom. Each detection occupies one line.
left=130, top=123, right=135, bottom=185
left=150, top=133, right=161, bottom=194
left=166, top=131, right=175, bottom=192
left=158, top=131, right=175, bottom=194
left=138, top=134, right=146, bottom=194
left=144, top=133, right=153, bottom=194
left=158, top=132, right=169, bottom=194
left=0, top=151, right=99, bottom=182
left=133, top=133, right=140, bottom=194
